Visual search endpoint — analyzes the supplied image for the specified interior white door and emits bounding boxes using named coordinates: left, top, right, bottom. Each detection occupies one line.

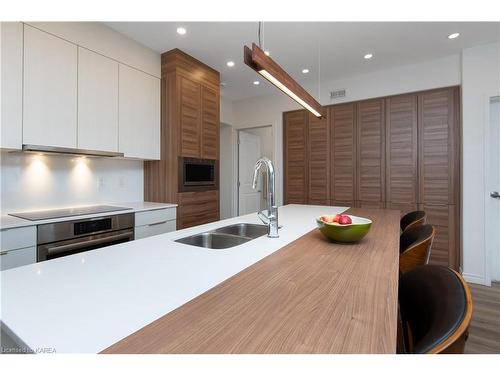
left=238, top=131, right=262, bottom=215
left=486, top=96, right=500, bottom=281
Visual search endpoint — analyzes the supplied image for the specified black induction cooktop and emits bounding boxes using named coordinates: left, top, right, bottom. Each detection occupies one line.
left=9, top=205, right=131, bottom=221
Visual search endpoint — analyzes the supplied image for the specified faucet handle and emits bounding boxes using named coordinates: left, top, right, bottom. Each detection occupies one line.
left=257, top=210, right=270, bottom=225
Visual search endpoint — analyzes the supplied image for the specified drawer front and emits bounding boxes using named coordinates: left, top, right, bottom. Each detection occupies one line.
left=135, top=208, right=176, bottom=227
left=1, top=226, right=36, bottom=251
left=0, top=246, right=36, bottom=271
left=135, top=220, right=176, bottom=240
left=178, top=191, right=219, bottom=229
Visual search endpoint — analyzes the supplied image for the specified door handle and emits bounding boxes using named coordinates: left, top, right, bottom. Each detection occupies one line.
left=491, top=191, right=500, bottom=199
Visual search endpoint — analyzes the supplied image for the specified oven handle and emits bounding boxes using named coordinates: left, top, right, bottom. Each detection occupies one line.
left=46, top=231, right=134, bottom=257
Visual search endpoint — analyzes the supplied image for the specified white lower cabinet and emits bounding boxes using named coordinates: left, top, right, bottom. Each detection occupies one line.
left=0, top=246, right=37, bottom=271
left=0, top=226, right=37, bottom=271
left=134, top=208, right=176, bottom=240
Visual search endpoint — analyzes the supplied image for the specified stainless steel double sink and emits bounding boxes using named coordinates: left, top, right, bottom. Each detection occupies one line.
left=175, top=223, right=269, bottom=249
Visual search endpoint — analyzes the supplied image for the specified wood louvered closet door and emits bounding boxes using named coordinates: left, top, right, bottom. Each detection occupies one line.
left=308, top=113, right=330, bottom=205
left=356, top=99, right=385, bottom=207
left=284, top=111, right=308, bottom=204
left=385, top=94, right=418, bottom=216
left=418, top=87, right=459, bottom=268
left=329, top=104, right=356, bottom=207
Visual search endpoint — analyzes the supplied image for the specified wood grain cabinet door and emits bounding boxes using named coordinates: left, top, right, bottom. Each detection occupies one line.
left=283, top=111, right=308, bottom=204
left=329, top=104, right=356, bottom=206
left=356, top=99, right=385, bottom=205
left=180, top=76, right=201, bottom=158
left=419, top=203, right=458, bottom=269
left=385, top=94, right=418, bottom=205
left=418, top=87, right=459, bottom=205
left=201, top=85, right=219, bottom=160
left=177, top=191, right=219, bottom=229
left=308, top=113, right=330, bottom=205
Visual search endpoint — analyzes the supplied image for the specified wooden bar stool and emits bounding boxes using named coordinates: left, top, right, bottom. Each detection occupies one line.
left=399, top=224, right=435, bottom=274
left=400, top=210, right=426, bottom=232
left=397, top=265, right=473, bottom=354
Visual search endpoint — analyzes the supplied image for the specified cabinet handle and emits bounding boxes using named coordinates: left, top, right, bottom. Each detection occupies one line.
left=148, top=220, right=168, bottom=227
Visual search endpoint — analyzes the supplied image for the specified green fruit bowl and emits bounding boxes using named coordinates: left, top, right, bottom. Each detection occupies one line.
left=316, top=215, right=372, bottom=243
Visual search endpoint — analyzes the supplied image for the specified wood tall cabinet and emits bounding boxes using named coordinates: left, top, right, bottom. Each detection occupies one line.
left=356, top=99, right=385, bottom=208
left=307, top=114, right=330, bottom=205
left=283, top=86, right=460, bottom=269
left=144, top=49, right=220, bottom=230
left=417, top=87, right=460, bottom=268
left=329, top=104, right=356, bottom=206
left=385, top=94, right=418, bottom=215
left=283, top=111, right=308, bottom=204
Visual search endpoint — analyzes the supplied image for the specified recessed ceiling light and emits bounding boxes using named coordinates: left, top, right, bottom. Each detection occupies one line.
left=176, top=27, right=186, bottom=35
left=448, top=32, right=460, bottom=39
left=226, top=61, right=235, bottom=67
left=253, top=80, right=260, bottom=85
left=364, top=53, right=373, bottom=60
left=302, top=68, right=309, bottom=74
left=264, top=51, right=270, bottom=56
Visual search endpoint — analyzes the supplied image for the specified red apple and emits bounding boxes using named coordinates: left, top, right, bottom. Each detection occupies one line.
left=338, top=215, right=352, bottom=225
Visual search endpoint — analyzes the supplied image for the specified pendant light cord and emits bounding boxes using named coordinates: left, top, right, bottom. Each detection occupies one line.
left=318, top=36, right=321, bottom=102
left=258, top=21, right=262, bottom=49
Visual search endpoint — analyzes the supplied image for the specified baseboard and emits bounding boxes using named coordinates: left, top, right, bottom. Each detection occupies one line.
left=463, top=272, right=491, bottom=286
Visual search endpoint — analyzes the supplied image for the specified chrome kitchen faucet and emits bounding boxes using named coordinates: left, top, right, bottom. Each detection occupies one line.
left=252, top=157, right=279, bottom=238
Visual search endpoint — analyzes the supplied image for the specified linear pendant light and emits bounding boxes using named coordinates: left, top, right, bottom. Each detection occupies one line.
left=244, top=43, right=325, bottom=118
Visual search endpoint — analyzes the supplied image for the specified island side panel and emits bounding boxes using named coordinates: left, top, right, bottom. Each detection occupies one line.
left=102, top=208, right=400, bottom=354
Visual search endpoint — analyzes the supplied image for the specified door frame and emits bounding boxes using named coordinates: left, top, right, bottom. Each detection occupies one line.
left=235, top=123, right=277, bottom=216
left=484, top=92, right=500, bottom=286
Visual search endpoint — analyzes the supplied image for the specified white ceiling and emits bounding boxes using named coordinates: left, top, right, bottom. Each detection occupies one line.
left=105, top=22, right=500, bottom=101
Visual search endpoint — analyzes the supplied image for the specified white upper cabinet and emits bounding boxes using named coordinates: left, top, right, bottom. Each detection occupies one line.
left=1, top=22, right=23, bottom=149
left=23, top=25, right=78, bottom=148
left=118, top=64, right=160, bottom=160
left=78, top=47, right=119, bottom=152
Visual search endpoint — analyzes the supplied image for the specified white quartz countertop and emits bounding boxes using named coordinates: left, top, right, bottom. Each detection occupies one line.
left=0, top=204, right=347, bottom=353
left=0, top=202, right=177, bottom=230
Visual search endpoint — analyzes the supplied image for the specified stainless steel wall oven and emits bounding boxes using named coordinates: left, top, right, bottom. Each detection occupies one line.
left=37, top=213, right=134, bottom=261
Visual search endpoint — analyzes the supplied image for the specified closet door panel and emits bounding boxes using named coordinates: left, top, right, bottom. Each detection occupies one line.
left=330, top=104, right=356, bottom=203
left=284, top=111, right=308, bottom=204
left=386, top=94, right=418, bottom=204
left=357, top=99, right=385, bottom=203
left=308, top=113, right=329, bottom=204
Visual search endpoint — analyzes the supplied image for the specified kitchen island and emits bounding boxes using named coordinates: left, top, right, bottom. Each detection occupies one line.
left=0, top=205, right=400, bottom=354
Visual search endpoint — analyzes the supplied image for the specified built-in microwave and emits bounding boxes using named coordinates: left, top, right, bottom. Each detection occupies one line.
left=179, top=157, right=218, bottom=191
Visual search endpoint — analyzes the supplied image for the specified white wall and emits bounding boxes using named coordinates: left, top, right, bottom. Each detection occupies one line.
left=461, top=43, right=500, bottom=285
left=230, top=54, right=462, bottom=208
left=0, top=152, right=144, bottom=212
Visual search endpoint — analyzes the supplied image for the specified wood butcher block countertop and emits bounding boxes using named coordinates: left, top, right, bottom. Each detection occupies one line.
left=102, top=208, right=400, bottom=354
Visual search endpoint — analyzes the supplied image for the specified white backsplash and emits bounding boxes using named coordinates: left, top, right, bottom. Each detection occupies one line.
left=0, top=151, right=144, bottom=213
